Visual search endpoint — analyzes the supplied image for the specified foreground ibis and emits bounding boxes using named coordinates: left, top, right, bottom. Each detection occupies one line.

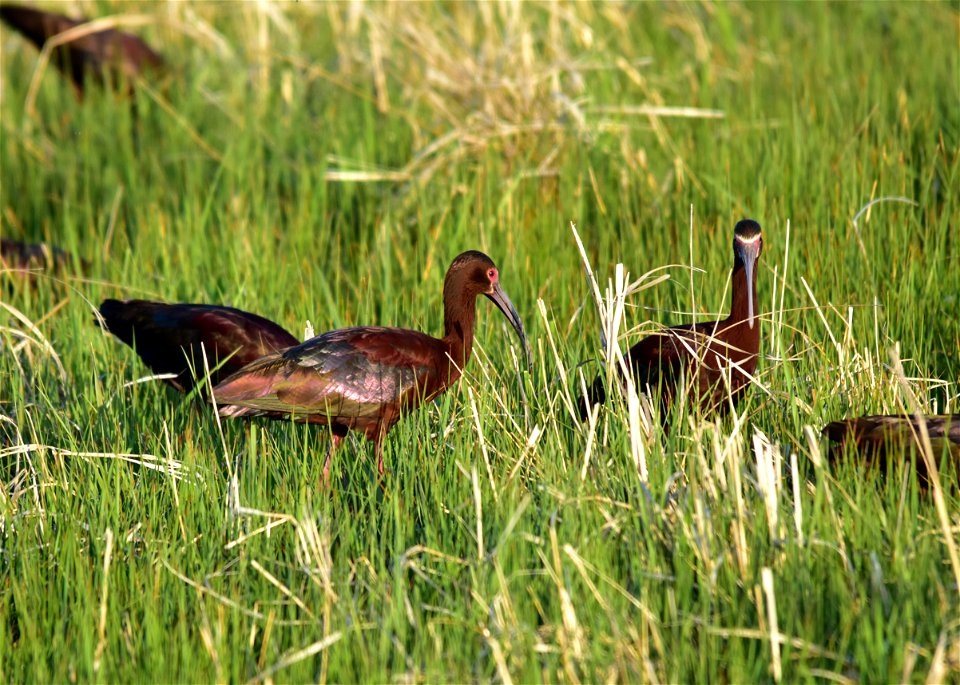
left=98, top=300, right=299, bottom=393
left=213, top=251, right=530, bottom=480
left=0, top=3, right=163, bottom=95
left=582, top=219, right=763, bottom=418
left=822, top=414, right=960, bottom=485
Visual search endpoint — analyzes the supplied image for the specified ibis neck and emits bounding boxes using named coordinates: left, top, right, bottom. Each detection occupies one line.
left=442, top=294, right=478, bottom=375
left=728, top=260, right=758, bottom=327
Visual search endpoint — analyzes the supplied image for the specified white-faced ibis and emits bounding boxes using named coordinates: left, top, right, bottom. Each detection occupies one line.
left=582, top=219, right=763, bottom=419
left=0, top=3, right=163, bottom=95
left=213, top=251, right=530, bottom=480
left=98, top=299, right=299, bottom=393
left=822, top=414, right=960, bottom=485
left=1, top=238, right=86, bottom=282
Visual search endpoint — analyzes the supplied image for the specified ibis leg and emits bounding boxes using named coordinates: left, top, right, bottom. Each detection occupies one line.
left=375, top=438, right=385, bottom=476
left=321, top=435, right=342, bottom=487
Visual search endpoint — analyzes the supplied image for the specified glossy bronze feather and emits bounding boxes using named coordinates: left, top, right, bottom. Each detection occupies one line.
left=0, top=3, right=163, bottom=94
left=582, top=219, right=763, bottom=419
left=213, top=251, right=531, bottom=480
left=98, top=299, right=299, bottom=393
left=822, top=414, right=960, bottom=484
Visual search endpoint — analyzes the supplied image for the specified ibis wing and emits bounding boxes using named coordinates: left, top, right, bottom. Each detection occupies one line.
left=99, top=300, right=299, bottom=390
left=625, top=327, right=688, bottom=391
left=189, top=309, right=299, bottom=365
left=823, top=414, right=960, bottom=448
left=0, top=5, right=79, bottom=51
left=213, top=327, right=446, bottom=419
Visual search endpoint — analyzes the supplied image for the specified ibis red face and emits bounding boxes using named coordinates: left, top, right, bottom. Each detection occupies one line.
left=733, top=220, right=763, bottom=329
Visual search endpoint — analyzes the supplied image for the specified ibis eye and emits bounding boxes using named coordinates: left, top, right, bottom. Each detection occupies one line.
left=487, top=268, right=496, bottom=280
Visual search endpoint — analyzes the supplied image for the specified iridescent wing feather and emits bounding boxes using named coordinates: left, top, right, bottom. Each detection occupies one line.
left=213, top=327, right=447, bottom=420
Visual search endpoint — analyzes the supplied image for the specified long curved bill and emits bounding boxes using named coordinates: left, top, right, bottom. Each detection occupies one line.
left=734, top=237, right=761, bottom=329
left=486, top=283, right=532, bottom=371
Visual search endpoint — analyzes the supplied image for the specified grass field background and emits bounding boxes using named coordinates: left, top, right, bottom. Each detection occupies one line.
left=2, top=1, right=958, bottom=681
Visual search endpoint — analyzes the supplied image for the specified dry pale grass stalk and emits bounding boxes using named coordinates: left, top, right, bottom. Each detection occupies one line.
left=245, top=632, right=344, bottom=685
left=888, top=348, right=960, bottom=593
left=702, top=624, right=847, bottom=663
left=460, top=344, right=524, bottom=432
left=162, top=559, right=265, bottom=621
left=472, top=466, right=484, bottom=561
left=293, top=513, right=338, bottom=602
left=119, top=372, right=177, bottom=389
left=200, top=341, right=233, bottom=483
left=803, top=426, right=852, bottom=574
left=546, top=520, right=585, bottom=675
left=851, top=195, right=918, bottom=262
left=172, top=4, right=235, bottom=59
left=562, top=544, right=664, bottom=658
left=763, top=220, right=791, bottom=362
left=505, top=424, right=543, bottom=486
left=794, top=273, right=919, bottom=410
left=535, top=297, right=579, bottom=426
left=135, top=80, right=223, bottom=162
left=752, top=429, right=782, bottom=542
left=481, top=625, right=515, bottom=685
left=0, top=300, right=67, bottom=385
left=249, top=558, right=315, bottom=619
left=318, top=3, right=720, bottom=193
left=162, top=421, right=189, bottom=543
left=590, top=104, right=723, bottom=118
left=93, top=527, right=114, bottom=675
left=580, top=404, right=600, bottom=482
left=729, top=432, right=750, bottom=577
left=790, top=450, right=804, bottom=546
left=0, top=443, right=198, bottom=482
left=224, top=515, right=290, bottom=551
left=571, top=222, right=668, bottom=475
left=468, top=386, right=497, bottom=502
left=0, top=415, right=46, bottom=531
left=761, top=567, right=782, bottom=682
left=924, top=631, right=949, bottom=685
left=626, top=375, right=649, bottom=480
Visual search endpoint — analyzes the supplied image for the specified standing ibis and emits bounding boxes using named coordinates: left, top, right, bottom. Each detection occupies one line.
left=0, top=3, right=163, bottom=95
left=582, top=219, right=763, bottom=418
left=822, top=414, right=960, bottom=485
left=213, top=251, right=530, bottom=480
left=98, top=300, right=299, bottom=393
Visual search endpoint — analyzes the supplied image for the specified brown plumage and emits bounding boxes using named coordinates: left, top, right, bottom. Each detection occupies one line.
left=1, top=238, right=86, bottom=283
left=98, top=299, right=299, bottom=393
left=213, top=251, right=530, bottom=480
left=582, top=219, right=763, bottom=419
left=0, top=3, right=163, bottom=94
left=822, top=414, right=960, bottom=484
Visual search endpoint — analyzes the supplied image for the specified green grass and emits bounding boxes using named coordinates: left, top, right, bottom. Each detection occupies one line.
left=2, top=1, right=959, bottom=682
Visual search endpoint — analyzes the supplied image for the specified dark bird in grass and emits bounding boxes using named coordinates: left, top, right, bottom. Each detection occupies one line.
left=822, top=414, right=960, bottom=485
left=582, top=219, right=763, bottom=419
left=0, top=238, right=89, bottom=289
left=213, top=251, right=531, bottom=481
left=98, top=300, right=300, bottom=393
left=1, top=238, right=86, bottom=282
left=0, top=3, right=163, bottom=95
